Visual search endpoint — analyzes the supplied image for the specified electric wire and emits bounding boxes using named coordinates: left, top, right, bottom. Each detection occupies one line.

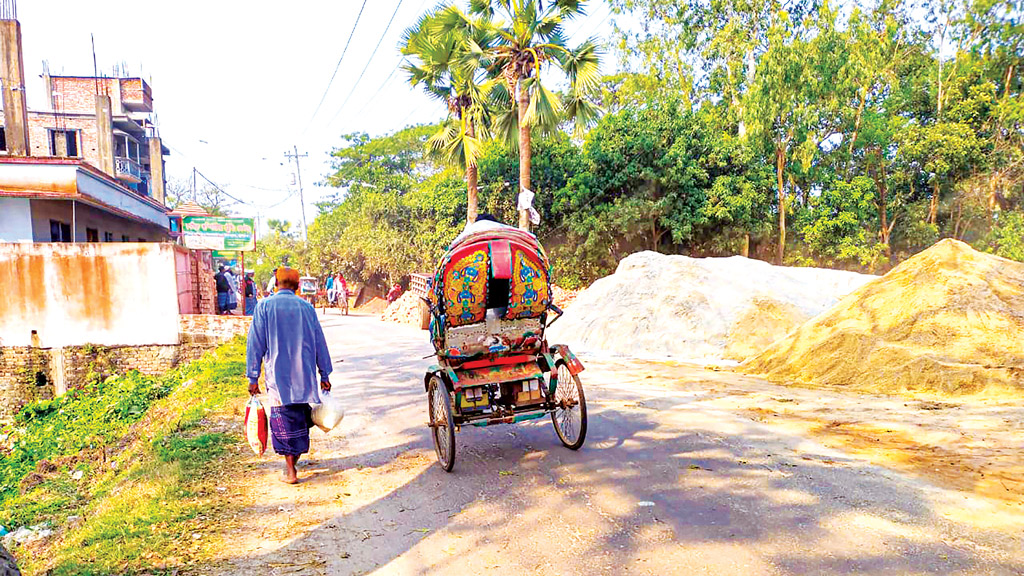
left=353, top=59, right=406, bottom=118
left=325, top=0, right=407, bottom=130
left=301, top=0, right=370, bottom=136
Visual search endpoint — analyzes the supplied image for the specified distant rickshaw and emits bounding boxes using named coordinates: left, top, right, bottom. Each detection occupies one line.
left=299, top=276, right=318, bottom=306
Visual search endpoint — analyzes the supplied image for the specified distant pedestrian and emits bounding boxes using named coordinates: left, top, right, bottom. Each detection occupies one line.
left=386, top=282, right=403, bottom=304
left=225, top=267, right=239, bottom=314
left=325, top=273, right=336, bottom=305
left=244, top=272, right=258, bottom=316
left=246, top=267, right=333, bottom=484
left=266, top=268, right=278, bottom=295
left=214, top=265, right=230, bottom=315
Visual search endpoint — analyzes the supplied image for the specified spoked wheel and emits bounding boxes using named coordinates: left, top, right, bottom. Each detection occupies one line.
left=551, top=361, right=587, bottom=450
left=427, top=375, right=456, bottom=471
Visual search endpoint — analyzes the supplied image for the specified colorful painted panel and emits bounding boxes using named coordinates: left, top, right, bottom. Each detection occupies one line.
left=456, top=361, right=544, bottom=390
left=443, top=248, right=488, bottom=326
left=507, top=247, right=550, bottom=320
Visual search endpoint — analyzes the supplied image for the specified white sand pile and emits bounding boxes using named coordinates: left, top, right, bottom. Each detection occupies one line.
left=741, top=239, right=1024, bottom=395
left=547, top=251, right=875, bottom=363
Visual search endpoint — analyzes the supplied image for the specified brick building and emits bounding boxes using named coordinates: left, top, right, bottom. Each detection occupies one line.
left=0, top=9, right=171, bottom=242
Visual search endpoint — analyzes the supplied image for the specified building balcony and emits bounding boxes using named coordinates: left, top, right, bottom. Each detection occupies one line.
left=115, top=156, right=142, bottom=183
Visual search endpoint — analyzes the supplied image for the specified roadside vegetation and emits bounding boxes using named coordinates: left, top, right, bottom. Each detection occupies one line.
left=0, top=340, right=249, bottom=575
left=254, top=0, right=1021, bottom=289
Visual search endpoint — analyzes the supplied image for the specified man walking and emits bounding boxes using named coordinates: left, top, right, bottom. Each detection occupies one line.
left=214, top=265, right=230, bottom=315
left=246, top=267, right=333, bottom=484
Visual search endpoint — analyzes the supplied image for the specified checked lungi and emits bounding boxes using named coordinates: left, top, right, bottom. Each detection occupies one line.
left=269, top=404, right=314, bottom=456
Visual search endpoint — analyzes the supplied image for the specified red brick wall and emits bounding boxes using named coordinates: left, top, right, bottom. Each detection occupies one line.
left=23, top=112, right=102, bottom=167
left=46, top=77, right=149, bottom=114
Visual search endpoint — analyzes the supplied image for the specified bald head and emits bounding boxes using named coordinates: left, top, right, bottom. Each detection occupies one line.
left=276, top=267, right=300, bottom=291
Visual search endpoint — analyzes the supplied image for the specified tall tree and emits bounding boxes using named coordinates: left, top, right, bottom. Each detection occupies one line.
left=463, top=0, right=603, bottom=230
left=402, top=7, right=497, bottom=224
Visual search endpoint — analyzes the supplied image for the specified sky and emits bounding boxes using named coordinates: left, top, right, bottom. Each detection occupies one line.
left=16, top=0, right=620, bottom=237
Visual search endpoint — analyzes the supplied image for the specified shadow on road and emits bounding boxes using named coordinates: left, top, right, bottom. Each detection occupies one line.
left=206, top=315, right=1023, bottom=575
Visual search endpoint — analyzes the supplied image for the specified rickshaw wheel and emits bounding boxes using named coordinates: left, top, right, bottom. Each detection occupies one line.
left=428, top=375, right=456, bottom=472
left=551, top=361, right=587, bottom=450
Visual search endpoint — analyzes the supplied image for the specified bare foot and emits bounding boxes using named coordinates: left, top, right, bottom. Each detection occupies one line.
left=280, top=473, right=299, bottom=485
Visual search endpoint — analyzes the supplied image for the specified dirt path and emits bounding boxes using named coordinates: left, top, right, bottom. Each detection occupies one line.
left=200, top=314, right=1024, bottom=575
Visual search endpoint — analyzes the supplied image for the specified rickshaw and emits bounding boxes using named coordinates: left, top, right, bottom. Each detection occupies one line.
left=421, top=226, right=587, bottom=471
left=299, top=276, right=318, bottom=306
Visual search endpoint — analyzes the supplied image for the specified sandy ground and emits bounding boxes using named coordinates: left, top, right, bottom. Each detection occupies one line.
left=199, top=313, right=1024, bottom=576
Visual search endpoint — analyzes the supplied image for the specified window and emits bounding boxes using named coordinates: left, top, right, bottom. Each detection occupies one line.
left=122, top=234, right=130, bottom=242
left=103, top=232, right=114, bottom=242
left=48, top=129, right=79, bottom=157
left=49, top=220, right=71, bottom=242
left=0, top=127, right=6, bottom=152
left=86, top=228, right=99, bottom=242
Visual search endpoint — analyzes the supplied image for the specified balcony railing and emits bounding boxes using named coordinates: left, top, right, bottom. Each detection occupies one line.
left=115, top=156, right=142, bottom=183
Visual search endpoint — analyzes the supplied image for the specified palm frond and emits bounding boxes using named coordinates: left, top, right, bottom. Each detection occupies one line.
left=562, top=38, right=603, bottom=96
left=523, top=78, right=562, bottom=132
left=562, top=93, right=602, bottom=138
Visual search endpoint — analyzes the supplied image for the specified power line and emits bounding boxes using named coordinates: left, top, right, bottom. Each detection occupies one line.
left=302, top=0, right=370, bottom=136
left=353, top=59, right=405, bottom=118
left=326, top=0, right=407, bottom=130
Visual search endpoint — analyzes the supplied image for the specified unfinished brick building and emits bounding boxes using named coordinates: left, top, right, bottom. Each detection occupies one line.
left=0, top=6, right=170, bottom=242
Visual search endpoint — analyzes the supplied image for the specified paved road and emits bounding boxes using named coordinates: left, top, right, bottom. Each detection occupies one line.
left=215, top=313, right=1023, bottom=576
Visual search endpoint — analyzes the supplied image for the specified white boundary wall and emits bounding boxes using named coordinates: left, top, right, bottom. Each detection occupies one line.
left=0, top=242, right=180, bottom=347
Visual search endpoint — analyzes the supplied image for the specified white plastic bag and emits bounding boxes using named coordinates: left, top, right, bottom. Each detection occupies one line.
left=310, top=391, right=345, bottom=433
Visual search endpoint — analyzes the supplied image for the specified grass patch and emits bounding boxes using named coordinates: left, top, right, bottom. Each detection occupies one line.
left=3, top=338, right=251, bottom=575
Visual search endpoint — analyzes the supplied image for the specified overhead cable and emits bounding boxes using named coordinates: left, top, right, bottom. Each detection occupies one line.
left=326, top=0, right=407, bottom=130
left=301, top=0, right=371, bottom=136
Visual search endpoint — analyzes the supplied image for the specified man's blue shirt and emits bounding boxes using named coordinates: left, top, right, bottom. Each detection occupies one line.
left=246, top=289, right=333, bottom=405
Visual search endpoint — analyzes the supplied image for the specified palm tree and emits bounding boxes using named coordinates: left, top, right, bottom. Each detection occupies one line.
left=467, top=0, right=602, bottom=231
left=402, top=7, right=497, bottom=224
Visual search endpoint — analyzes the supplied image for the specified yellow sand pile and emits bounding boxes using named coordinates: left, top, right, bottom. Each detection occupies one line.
left=381, top=291, right=428, bottom=329
left=741, top=239, right=1024, bottom=395
left=724, top=299, right=811, bottom=361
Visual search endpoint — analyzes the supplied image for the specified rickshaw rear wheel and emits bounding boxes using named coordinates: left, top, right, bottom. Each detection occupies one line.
left=551, top=361, right=587, bottom=450
left=428, top=375, right=456, bottom=472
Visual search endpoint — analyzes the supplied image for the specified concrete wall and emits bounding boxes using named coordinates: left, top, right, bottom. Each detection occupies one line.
left=0, top=242, right=181, bottom=347
left=0, top=198, right=33, bottom=241
left=29, top=199, right=167, bottom=242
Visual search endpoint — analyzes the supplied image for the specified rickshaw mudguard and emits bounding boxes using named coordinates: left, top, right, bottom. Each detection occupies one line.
left=424, top=365, right=459, bottom=392
left=550, top=344, right=585, bottom=375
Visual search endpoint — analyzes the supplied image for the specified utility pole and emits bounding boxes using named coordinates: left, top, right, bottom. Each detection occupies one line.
left=284, top=146, right=309, bottom=241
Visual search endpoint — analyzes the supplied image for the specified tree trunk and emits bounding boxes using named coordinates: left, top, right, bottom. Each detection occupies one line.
left=776, top=145, right=786, bottom=264
left=870, top=149, right=892, bottom=257
left=466, top=120, right=479, bottom=225
left=846, top=87, right=867, bottom=179
left=742, top=233, right=750, bottom=258
left=929, top=181, right=940, bottom=225
left=517, top=82, right=532, bottom=231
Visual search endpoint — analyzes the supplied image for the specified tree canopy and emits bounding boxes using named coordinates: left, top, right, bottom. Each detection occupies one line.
left=256, top=0, right=1023, bottom=289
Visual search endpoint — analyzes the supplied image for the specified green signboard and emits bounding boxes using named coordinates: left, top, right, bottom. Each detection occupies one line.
left=182, top=216, right=255, bottom=251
